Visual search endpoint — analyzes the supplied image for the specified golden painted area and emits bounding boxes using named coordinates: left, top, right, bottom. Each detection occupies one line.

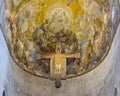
left=12, top=0, right=86, bottom=24
left=9, top=0, right=114, bottom=83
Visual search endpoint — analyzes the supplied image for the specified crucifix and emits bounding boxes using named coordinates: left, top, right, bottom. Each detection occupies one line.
left=37, top=42, right=80, bottom=88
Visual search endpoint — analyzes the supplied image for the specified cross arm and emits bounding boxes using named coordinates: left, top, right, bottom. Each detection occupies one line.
left=63, top=53, right=80, bottom=58
left=36, top=53, right=55, bottom=59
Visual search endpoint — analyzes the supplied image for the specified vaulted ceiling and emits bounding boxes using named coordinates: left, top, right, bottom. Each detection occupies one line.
left=5, top=0, right=117, bottom=84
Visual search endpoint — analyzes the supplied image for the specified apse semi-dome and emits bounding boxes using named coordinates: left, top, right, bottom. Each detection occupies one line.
left=4, top=0, right=117, bottom=88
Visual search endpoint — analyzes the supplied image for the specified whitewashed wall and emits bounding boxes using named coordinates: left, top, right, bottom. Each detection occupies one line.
left=0, top=31, right=9, bottom=96
left=0, top=0, right=9, bottom=96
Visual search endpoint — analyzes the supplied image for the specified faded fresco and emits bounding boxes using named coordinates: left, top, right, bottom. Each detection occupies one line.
left=9, top=0, right=114, bottom=84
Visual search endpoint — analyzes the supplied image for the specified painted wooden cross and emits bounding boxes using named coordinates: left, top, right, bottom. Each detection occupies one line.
left=37, top=45, right=80, bottom=88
